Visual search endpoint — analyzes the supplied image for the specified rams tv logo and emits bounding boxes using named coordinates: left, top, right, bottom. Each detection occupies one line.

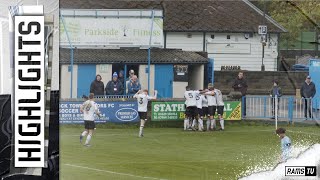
left=14, top=16, right=45, bottom=167
left=285, top=166, right=317, bottom=176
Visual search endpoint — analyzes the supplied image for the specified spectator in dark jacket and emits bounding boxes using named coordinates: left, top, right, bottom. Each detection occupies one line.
left=118, top=70, right=125, bottom=85
left=300, top=76, right=316, bottom=119
left=105, top=72, right=124, bottom=95
left=270, top=80, right=282, bottom=119
left=90, top=74, right=104, bottom=96
left=232, top=72, right=248, bottom=117
left=127, top=75, right=141, bottom=95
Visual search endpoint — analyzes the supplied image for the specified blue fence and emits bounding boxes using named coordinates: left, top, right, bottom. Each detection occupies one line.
left=243, top=96, right=320, bottom=122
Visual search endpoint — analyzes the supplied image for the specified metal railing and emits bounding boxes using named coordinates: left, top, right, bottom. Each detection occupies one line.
left=243, top=96, right=320, bottom=122
left=94, top=95, right=134, bottom=99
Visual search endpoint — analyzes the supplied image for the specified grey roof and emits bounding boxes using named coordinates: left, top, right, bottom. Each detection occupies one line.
left=60, top=48, right=208, bottom=64
left=60, top=0, right=287, bottom=33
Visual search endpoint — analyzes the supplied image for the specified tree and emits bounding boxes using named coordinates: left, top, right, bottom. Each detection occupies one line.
left=254, top=0, right=320, bottom=49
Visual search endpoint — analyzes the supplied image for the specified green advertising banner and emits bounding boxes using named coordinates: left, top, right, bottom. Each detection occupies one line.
left=151, top=101, right=241, bottom=121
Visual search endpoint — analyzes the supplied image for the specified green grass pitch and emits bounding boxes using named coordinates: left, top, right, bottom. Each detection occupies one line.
left=60, top=123, right=320, bottom=180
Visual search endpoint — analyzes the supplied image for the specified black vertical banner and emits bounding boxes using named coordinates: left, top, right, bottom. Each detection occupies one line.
left=1, top=91, right=59, bottom=180
left=0, top=95, right=12, bottom=177
left=42, top=90, right=59, bottom=179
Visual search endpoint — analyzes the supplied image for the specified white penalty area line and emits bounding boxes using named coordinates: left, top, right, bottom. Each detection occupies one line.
left=64, top=164, right=168, bottom=180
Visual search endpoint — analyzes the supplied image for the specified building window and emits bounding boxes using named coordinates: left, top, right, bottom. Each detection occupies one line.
left=211, top=35, right=215, bottom=39
left=227, top=35, right=231, bottom=39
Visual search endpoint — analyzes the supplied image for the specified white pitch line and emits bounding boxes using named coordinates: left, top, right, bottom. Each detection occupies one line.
left=286, top=130, right=320, bottom=136
left=62, top=132, right=184, bottom=137
left=64, top=164, right=168, bottom=180
left=94, top=159, right=216, bottom=166
left=61, top=129, right=274, bottom=137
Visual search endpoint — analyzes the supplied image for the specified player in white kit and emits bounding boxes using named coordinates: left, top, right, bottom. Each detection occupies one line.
left=134, top=89, right=157, bottom=137
left=184, top=86, right=199, bottom=130
left=204, top=84, right=217, bottom=131
left=214, top=88, right=225, bottom=131
left=202, top=91, right=209, bottom=126
left=79, top=93, right=101, bottom=147
left=195, top=92, right=207, bottom=131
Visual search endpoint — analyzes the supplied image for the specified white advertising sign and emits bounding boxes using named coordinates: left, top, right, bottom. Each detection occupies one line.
left=60, top=17, right=164, bottom=47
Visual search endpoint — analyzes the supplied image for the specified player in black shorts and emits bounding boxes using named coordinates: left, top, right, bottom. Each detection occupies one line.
left=80, top=93, right=101, bottom=147
left=134, top=89, right=157, bottom=137
left=204, top=84, right=218, bottom=131
left=187, top=106, right=198, bottom=130
left=184, top=86, right=199, bottom=130
left=215, top=88, right=225, bottom=131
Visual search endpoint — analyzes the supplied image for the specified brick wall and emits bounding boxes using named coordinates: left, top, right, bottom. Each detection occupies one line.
left=214, top=71, right=308, bottom=95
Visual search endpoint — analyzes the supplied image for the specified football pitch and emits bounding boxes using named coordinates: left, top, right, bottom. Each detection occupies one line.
left=60, top=123, right=320, bottom=180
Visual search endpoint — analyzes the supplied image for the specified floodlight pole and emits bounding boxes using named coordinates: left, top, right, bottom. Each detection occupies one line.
left=147, top=9, right=155, bottom=95
left=261, top=0, right=266, bottom=71
left=275, top=95, right=278, bottom=130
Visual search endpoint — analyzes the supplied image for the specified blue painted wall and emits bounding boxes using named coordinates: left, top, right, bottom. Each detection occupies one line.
left=155, top=65, right=173, bottom=98
left=77, top=64, right=96, bottom=98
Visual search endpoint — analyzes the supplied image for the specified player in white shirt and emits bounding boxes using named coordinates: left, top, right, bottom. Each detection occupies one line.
left=184, top=86, right=200, bottom=130
left=134, top=89, right=157, bottom=137
left=79, top=93, right=101, bottom=147
left=204, top=84, right=217, bottom=131
left=195, top=92, right=207, bottom=131
left=202, top=90, right=209, bottom=125
left=214, top=88, right=225, bottom=131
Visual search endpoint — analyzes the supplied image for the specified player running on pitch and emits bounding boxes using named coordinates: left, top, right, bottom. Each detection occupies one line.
left=134, top=89, right=157, bottom=137
left=276, top=127, right=292, bottom=162
left=214, top=88, right=225, bottom=131
left=79, top=93, right=101, bottom=147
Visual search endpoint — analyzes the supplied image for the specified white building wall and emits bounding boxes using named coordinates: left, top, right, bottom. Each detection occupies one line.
left=166, top=32, right=203, bottom=51
left=60, top=64, right=78, bottom=99
left=173, top=81, right=188, bottom=98
left=189, top=65, right=204, bottom=90
left=165, top=32, right=279, bottom=71
left=139, top=65, right=155, bottom=93
left=206, top=33, right=279, bottom=71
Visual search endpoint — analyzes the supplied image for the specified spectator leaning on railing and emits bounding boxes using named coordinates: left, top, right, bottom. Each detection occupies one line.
left=126, top=69, right=135, bottom=82
left=105, top=72, right=124, bottom=95
left=300, top=75, right=316, bottom=120
left=270, top=80, right=282, bottom=119
left=126, top=69, right=139, bottom=84
left=90, top=74, right=105, bottom=96
left=127, top=75, right=141, bottom=95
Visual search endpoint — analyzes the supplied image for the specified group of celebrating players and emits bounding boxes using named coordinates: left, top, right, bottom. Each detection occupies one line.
left=79, top=83, right=225, bottom=146
left=184, top=83, right=225, bottom=132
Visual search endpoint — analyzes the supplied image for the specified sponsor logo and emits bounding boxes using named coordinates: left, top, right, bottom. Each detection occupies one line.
left=285, top=166, right=317, bottom=176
